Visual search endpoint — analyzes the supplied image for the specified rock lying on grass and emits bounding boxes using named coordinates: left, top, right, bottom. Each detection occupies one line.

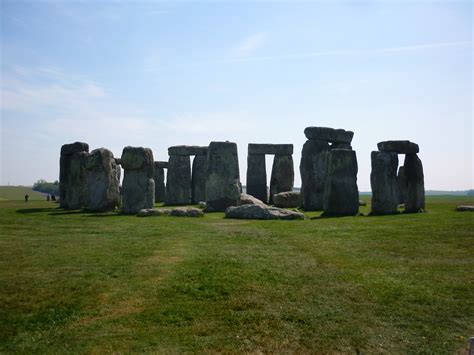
left=456, top=205, right=474, bottom=212
left=225, top=204, right=305, bottom=220
left=359, top=200, right=367, bottom=206
left=273, top=191, right=301, bottom=208
left=240, top=193, right=266, bottom=206
left=137, top=207, right=204, bottom=217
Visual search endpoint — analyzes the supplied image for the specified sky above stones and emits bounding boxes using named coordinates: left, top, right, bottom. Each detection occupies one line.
left=0, top=1, right=472, bottom=190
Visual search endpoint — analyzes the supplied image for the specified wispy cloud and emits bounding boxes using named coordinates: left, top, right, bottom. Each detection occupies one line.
left=231, top=32, right=267, bottom=58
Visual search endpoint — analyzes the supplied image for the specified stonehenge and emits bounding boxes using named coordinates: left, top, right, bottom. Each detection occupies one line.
left=300, top=127, right=356, bottom=213
left=84, top=148, right=121, bottom=212
left=154, top=161, right=168, bottom=203
left=370, top=140, right=425, bottom=214
left=166, top=145, right=207, bottom=205
left=205, top=141, right=241, bottom=212
left=246, top=143, right=294, bottom=204
left=59, top=142, right=89, bottom=209
left=121, top=146, right=155, bottom=214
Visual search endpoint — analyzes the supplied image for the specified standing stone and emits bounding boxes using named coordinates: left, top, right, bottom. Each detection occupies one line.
left=269, top=155, right=294, bottom=204
left=323, top=149, right=359, bottom=216
left=166, top=155, right=191, bottom=205
left=246, top=154, right=267, bottom=203
left=397, top=166, right=407, bottom=204
left=121, top=146, right=155, bottom=214
left=84, top=148, right=120, bottom=212
left=59, top=142, right=89, bottom=209
left=205, top=141, right=241, bottom=212
left=370, top=151, right=399, bottom=215
left=300, top=139, right=330, bottom=211
left=404, top=154, right=425, bottom=213
left=192, top=155, right=207, bottom=204
left=154, top=162, right=167, bottom=203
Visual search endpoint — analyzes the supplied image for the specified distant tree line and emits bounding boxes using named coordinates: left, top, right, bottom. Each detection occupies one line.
left=33, top=179, right=59, bottom=196
left=467, top=190, right=474, bottom=197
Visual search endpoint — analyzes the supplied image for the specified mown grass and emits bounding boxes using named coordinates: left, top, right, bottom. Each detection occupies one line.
left=0, top=195, right=473, bottom=353
left=0, top=186, right=46, bottom=201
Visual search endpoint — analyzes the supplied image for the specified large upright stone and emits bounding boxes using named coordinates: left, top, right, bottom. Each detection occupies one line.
left=59, top=142, right=89, bottom=209
left=166, top=155, right=191, bottom=205
left=397, top=166, right=407, bottom=204
left=84, top=148, right=120, bottom=212
left=246, top=154, right=267, bottom=203
left=205, top=141, right=241, bottom=212
left=323, top=149, right=359, bottom=216
left=269, top=155, right=294, bottom=204
left=304, top=127, right=354, bottom=143
left=192, top=155, right=207, bottom=204
left=370, top=151, right=399, bottom=215
left=121, top=146, right=155, bottom=214
left=404, top=154, right=425, bottom=213
left=300, top=139, right=330, bottom=211
left=154, top=162, right=167, bottom=203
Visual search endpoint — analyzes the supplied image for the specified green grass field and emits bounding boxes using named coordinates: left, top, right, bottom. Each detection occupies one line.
left=0, top=189, right=473, bottom=353
left=0, top=186, right=47, bottom=201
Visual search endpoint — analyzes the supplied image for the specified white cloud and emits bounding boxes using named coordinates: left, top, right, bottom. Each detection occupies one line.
left=231, top=32, right=267, bottom=58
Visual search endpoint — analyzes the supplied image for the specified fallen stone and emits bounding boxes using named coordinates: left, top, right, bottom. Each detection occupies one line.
left=137, top=208, right=171, bottom=217
left=323, top=149, right=359, bottom=216
left=246, top=154, right=267, bottom=203
left=456, top=205, right=474, bottom=212
left=248, top=144, right=293, bottom=156
left=370, top=151, right=399, bottom=215
left=273, top=191, right=301, bottom=208
left=121, top=146, right=155, bottom=214
left=359, top=200, right=367, bottom=206
left=84, top=148, right=121, bottom=212
left=377, top=140, right=419, bottom=154
left=198, top=201, right=207, bottom=209
left=168, top=145, right=208, bottom=156
left=269, top=155, right=294, bottom=204
left=170, top=207, right=204, bottom=217
left=166, top=155, right=191, bottom=205
left=225, top=204, right=305, bottom=220
left=404, top=154, right=425, bottom=213
left=240, top=193, right=266, bottom=206
left=300, top=139, right=330, bottom=211
left=191, top=155, right=207, bottom=204
left=304, top=127, right=354, bottom=143
left=205, top=141, right=241, bottom=211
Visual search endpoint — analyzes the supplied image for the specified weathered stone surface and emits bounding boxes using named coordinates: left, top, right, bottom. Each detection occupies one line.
left=404, top=154, right=425, bottom=213
left=198, top=201, right=207, bottom=209
left=323, top=149, right=359, bottom=216
left=205, top=141, right=241, bottom=212
left=377, top=140, right=419, bottom=154
left=225, top=204, right=305, bottom=220
left=331, top=143, right=352, bottom=150
left=137, top=208, right=170, bottom=217
left=121, top=146, right=154, bottom=170
left=304, top=127, right=354, bottom=143
left=240, top=193, right=266, bottom=206
left=300, top=139, right=330, bottom=211
left=246, top=154, right=267, bottom=203
left=248, top=144, right=293, bottom=156
left=114, top=158, right=122, bottom=165
left=154, top=162, right=166, bottom=203
left=121, top=147, right=155, bottom=214
left=397, top=166, right=407, bottom=204
left=155, top=161, right=169, bottom=169
left=170, top=207, right=204, bottom=217
left=456, top=205, right=474, bottom=212
left=59, top=142, right=89, bottom=209
left=192, top=155, right=207, bottom=204
left=370, top=151, right=399, bottom=215
left=60, top=142, right=89, bottom=156
left=273, top=191, right=301, bottom=208
left=168, top=145, right=208, bottom=156
left=84, top=148, right=120, bottom=212
left=166, top=155, right=191, bottom=205
left=269, top=155, right=294, bottom=204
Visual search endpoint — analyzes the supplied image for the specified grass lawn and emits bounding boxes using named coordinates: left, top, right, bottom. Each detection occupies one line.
left=0, top=193, right=473, bottom=353
left=0, top=186, right=47, bottom=201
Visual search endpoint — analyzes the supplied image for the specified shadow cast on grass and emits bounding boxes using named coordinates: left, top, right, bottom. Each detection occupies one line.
left=16, top=207, right=59, bottom=214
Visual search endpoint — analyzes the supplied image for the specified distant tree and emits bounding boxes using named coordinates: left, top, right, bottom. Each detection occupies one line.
left=467, top=190, right=474, bottom=197
left=33, top=179, right=59, bottom=196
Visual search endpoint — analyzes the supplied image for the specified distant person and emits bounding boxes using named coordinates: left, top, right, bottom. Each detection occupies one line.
left=47, top=194, right=51, bottom=201
left=24, top=193, right=29, bottom=203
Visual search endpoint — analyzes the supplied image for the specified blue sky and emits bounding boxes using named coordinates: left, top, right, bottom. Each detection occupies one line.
left=1, top=0, right=472, bottom=190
